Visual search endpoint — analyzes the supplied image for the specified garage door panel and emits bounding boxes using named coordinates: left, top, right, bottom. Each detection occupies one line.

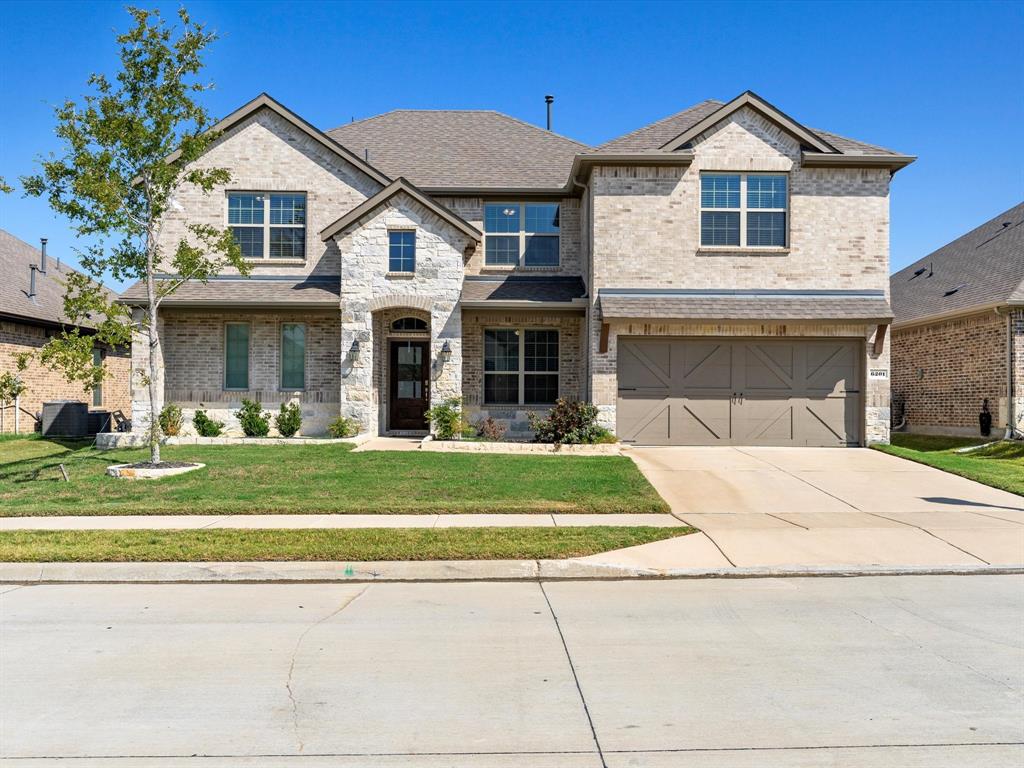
left=680, top=342, right=733, bottom=390
left=618, top=341, right=672, bottom=389
left=802, top=397, right=861, bottom=446
left=735, top=398, right=796, bottom=445
left=617, top=338, right=862, bottom=446
left=806, top=342, right=858, bottom=394
left=742, top=343, right=796, bottom=391
left=673, top=398, right=731, bottom=444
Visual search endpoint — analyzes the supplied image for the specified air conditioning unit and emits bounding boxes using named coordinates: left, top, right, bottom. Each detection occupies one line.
left=41, top=401, right=89, bottom=437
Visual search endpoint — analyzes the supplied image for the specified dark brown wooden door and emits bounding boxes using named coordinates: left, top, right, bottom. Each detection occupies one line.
left=389, top=340, right=429, bottom=431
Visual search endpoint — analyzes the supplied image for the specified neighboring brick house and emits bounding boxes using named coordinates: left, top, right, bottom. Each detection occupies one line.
left=890, top=202, right=1024, bottom=438
left=0, top=230, right=131, bottom=434
left=120, top=90, right=912, bottom=445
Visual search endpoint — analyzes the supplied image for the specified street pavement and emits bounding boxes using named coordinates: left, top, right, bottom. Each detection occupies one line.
left=2, top=575, right=1022, bottom=766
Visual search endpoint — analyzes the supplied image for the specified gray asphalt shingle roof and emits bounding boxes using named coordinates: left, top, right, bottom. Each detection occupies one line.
left=890, top=201, right=1024, bottom=326
left=0, top=229, right=118, bottom=328
left=327, top=110, right=590, bottom=191
left=119, top=276, right=341, bottom=306
left=598, top=289, right=893, bottom=322
left=461, top=276, right=587, bottom=304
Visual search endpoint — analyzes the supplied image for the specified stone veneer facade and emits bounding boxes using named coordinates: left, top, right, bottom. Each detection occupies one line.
left=892, top=309, right=1023, bottom=437
left=1, top=318, right=130, bottom=434
left=126, top=98, right=899, bottom=444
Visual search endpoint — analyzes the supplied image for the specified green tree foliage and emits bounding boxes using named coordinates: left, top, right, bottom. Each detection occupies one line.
left=20, top=7, right=248, bottom=463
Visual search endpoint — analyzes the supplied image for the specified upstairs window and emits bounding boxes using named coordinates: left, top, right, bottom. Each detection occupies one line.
left=484, top=203, right=560, bottom=267
left=700, top=174, right=787, bottom=248
left=229, top=192, right=307, bottom=260
left=388, top=231, right=416, bottom=273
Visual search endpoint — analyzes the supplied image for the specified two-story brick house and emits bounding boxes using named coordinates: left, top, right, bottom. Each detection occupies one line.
left=120, top=91, right=913, bottom=445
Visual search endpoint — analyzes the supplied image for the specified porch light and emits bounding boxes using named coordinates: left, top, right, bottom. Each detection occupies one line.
left=439, top=341, right=453, bottom=362
left=349, top=339, right=361, bottom=360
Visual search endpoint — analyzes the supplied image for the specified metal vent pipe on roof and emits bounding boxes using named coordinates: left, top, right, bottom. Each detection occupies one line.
left=545, top=95, right=554, bottom=131
left=28, top=265, right=38, bottom=298
left=40, top=238, right=48, bottom=274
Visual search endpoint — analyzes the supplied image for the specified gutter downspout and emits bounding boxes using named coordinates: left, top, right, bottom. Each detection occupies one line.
left=1002, top=307, right=1017, bottom=439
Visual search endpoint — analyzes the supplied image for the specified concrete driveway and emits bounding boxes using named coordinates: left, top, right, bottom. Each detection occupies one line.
left=607, top=447, right=1024, bottom=569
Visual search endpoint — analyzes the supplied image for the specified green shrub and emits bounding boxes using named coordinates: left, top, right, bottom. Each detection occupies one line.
left=476, top=416, right=507, bottom=442
left=274, top=402, right=302, bottom=438
left=236, top=399, right=270, bottom=437
left=528, top=398, right=616, bottom=445
left=158, top=403, right=183, bottom=436
left=424, top=397, right=471, bottom=441
left=192, top=410, right=224, bottom=437
left=327, top=416, right=360, bottom=439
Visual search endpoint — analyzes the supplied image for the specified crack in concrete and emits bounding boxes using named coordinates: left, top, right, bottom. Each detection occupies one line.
left=285, top=585, right=370, bottom=752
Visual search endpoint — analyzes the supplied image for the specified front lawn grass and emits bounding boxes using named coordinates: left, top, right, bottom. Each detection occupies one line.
left=0, top=439, right=668, bottom=516
left=0, top=526, right=692, bottom=562
left=874, top=434, right=1024, bottom=496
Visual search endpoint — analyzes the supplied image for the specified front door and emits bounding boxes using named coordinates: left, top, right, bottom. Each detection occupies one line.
left=389, top=340, right=429, bottom=431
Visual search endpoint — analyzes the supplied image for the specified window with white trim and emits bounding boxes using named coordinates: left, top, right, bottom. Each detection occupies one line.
left=484, top=328, right=559, bottom=405
left=700, top=174, right=787, bottom=248
left=228, top=192, right=307, bottom=259
left=484, top=203, right=560, bottom=267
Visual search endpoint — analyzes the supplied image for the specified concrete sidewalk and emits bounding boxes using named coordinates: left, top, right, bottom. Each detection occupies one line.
left=0, top=513, right=684, bottom=530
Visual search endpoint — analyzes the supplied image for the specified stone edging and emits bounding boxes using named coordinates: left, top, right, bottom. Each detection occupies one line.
left=95, top=432, right=370, bottom=450
left=106, top=463, right=206, bottom=480
left=420, top=435, right=621, bottom=455
left=1, top=561, right=1019, bottom=584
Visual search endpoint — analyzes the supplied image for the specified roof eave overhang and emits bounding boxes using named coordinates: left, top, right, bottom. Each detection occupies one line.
left=570, top=151, right=695, bottom=186
left=461, top=299, right=587, bottom=310
left=802, top=152, right=917, bottom=173
left=421, top=187, right=572, bottom=198
left=117, top=298, right=337, bottom=309
left=660, top=91, right=839, bottom=154
left=891, top=301, right=1023, bottom=330
left=603, top=313, right=893, bottom=324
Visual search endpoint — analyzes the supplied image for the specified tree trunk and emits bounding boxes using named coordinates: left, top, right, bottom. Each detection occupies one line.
left=145, top=250, right=162, bottom=465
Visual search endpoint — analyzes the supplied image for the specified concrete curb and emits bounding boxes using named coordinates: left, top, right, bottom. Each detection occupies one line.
left=1, top=560, right=1021, bottom=584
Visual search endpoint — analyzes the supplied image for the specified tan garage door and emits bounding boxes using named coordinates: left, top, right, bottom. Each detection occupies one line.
left=616, top=338, right=862, bottom=446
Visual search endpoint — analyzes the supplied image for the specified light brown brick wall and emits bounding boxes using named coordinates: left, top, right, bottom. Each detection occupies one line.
left=158, top=108, right=381, bottom=279
left=438, top=196, right=583, bottom=276
left=891, top=311, right=1009, bottom=435
left=0, top=319, right=130, bottom=433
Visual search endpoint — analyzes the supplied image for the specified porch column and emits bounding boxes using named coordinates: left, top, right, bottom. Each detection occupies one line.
left=430, top=299, right=462, bottom=408
left=340, top=300, right=376, bottom=436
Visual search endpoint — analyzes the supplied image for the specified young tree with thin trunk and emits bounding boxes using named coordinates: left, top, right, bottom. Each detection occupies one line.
left=21, top=6, right=248, bottom=464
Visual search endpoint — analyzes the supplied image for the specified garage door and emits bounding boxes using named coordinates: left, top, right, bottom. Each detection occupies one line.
left=616, top=338, right=862, bottom=446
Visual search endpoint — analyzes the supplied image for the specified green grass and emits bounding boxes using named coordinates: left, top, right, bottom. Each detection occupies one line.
left=0, top=439, right=668, bottom=516
left=874, top=433, right=1024, bottom=496
left=0, top=526, right=691, bottom=562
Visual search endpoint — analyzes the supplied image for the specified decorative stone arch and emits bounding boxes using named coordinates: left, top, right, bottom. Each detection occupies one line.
left=367, top=294, right=433, bottom=313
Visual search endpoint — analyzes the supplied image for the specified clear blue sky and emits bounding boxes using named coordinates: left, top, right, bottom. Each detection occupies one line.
left=1, top=0, right=1021, bottom=290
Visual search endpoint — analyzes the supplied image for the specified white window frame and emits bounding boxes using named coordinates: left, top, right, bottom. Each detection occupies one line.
left=483, top=202, right=560, bottom=268
left=227, top=192, right=307, bottom=261
left=699, top=173, right=788, bottom=249
left=483, top=327, right=560, bottom=406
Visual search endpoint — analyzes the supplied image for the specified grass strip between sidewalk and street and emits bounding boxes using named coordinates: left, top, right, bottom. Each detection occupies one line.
left=0, top=526, right=694, bottom=562
left=0, top=439, right=668, bottom=516
left=874, top=434, right=1024, bottom=496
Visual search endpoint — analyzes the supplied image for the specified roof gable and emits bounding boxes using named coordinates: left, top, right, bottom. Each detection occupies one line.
left=320, top=178, right=481, bottom=242
left=660, top=91, right=838, bottom=153
left=167, top=93, right=392, bottom=187
left=890, top=201, right=1024, bottom=326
